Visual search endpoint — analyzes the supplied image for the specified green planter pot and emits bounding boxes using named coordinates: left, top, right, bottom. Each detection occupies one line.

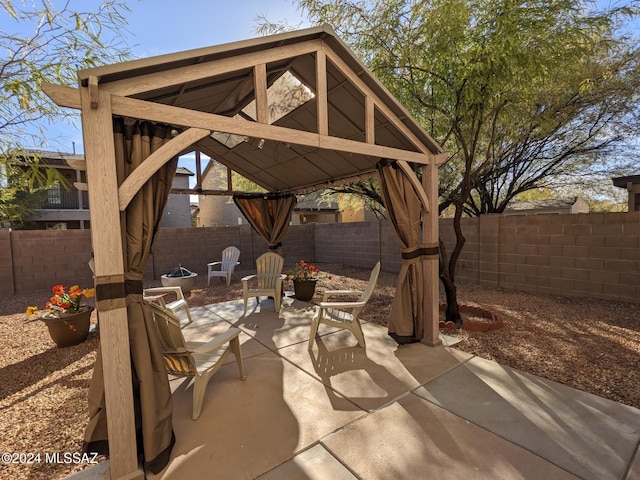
left=293, top=279, right=317, bottom=302
left=42, top=306, right=93, bottom=348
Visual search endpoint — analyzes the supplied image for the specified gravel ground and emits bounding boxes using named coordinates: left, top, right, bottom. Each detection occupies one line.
left=1, top=263, right=638, bottom=479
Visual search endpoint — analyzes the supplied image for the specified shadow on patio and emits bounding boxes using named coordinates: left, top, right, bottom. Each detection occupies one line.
left=71, top=295, right=640, bottom=480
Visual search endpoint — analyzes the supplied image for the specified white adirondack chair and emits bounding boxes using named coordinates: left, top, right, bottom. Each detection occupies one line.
left=207, top=246, right=241, bottom=287
left=145, top=301, right=246, bottom=420
left=241, top=252, right=286, bottom=314
left=308, top=262, right=381, bottom=349
left=143, top=285, right=193, bottom=324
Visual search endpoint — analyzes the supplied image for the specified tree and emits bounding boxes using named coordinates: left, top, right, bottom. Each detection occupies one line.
left=464, top=42, right=640, bottom=216
left=0, top=0, right=131, bottom=223
left=284, top=0, right=640, bottom=324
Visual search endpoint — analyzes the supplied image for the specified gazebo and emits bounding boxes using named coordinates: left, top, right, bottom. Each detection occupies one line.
left=43, top=24, right=447, bottom=480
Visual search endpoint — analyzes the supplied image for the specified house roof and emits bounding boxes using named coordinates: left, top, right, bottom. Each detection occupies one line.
left=505, top=197, right=581, bottom=211
left=612, top=175, right=640, bottom=188
left=175, top=167, right=194, bottom=176
left=75, top=24, right=443, bottom=194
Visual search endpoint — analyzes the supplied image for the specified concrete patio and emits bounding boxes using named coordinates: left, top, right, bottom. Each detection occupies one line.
left=70, top=295, right=640, bottom=480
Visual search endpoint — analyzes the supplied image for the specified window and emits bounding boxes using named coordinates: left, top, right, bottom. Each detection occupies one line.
left=634, top=193, right=640, bottom=212
left=210, top=70, right=314, bottom=149
left=47, top=181, right=62, bottom=205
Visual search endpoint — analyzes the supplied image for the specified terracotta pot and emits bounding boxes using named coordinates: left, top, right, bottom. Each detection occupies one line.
left=42, top=306, right=93, bottom=348
left=293, top=279, right=317, bottom=302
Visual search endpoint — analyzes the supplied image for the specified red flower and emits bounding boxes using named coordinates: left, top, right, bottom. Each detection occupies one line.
left=52, top=284, right=65, bottom=295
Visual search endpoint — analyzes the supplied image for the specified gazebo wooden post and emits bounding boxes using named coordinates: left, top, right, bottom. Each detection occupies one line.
left=422, top=159, right=441, bottom=346
left=81, top=87, right=142, bottom=480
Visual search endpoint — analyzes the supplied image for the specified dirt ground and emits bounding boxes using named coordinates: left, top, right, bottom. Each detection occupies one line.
left=0, top=262, right=638, bottom=479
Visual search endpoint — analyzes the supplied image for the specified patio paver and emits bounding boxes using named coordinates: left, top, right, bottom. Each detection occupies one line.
left=321, top=394, right=581, bottom=480
left=66, top=297, right=640, bottom=480
left=413, top=355, right=640, bottom=480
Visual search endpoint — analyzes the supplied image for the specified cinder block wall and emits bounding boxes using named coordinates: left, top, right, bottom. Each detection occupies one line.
left=2, top=213, right=638, bottom=303
left=149, top=224, right=316, bottom=280
left=0, top=230, right=14, bottom=295
left=5, top=229, right=93, bottom=294
left=283, top=224, right=315, bottom=264
left=440, top=212, right=640, bottom=302
left=315, top=221, right=384, bottom=268
left=498, top=212, right=639, bottom=300
left=151, top=225, right=252, bottom=279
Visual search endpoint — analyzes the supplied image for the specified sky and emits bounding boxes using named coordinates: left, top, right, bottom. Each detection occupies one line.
left=4, top=0, right=310, bottom=155
left=2, top=0, right=310, bottom=196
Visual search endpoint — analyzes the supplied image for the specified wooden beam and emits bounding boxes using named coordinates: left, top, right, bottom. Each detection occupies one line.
left=254, top=64, right=268, bottom=124
left=118, top=127, right=209, bottom=211
left=365, top=96, right=375, bottom=144
left=323, top=44, right=439, bottom=156
left=433, top=152, right=450, bottom=165
left=170, top=188, right=259, bottom=196
left=109, top=93, right=434, bottom=165
left=73, top=181, right=88, bottom=191
left=42, top=82, right=82, bottom=109
left=43, top=83, right=434, bottom=164
left=421, top=159, right=441, bottom=347
left=100, top=40, right=322, bottom=97
left=316, top=50, right=328, bottom=136
left=80, top=87, right=141, bottom=478
left=287, top=170, right=378, bottom=194
left=88, top=76, right=99, bottom=109
left=43, top=82, right=447, bottom=168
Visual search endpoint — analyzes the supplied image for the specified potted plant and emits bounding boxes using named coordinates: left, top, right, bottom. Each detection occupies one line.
left=26, top=284, right=96, bottom=347
left=286, top=260, right=330, bottom=302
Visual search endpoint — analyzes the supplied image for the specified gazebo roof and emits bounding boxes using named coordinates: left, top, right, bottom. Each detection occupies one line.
left=71, top=24, right=443, bottom=194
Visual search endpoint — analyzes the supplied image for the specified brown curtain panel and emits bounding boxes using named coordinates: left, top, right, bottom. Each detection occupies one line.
left=83, top=118, right=177, bottom=474
left=377, top=159, right=437, bottom=344
left=233, top=193, right=297, bottom=251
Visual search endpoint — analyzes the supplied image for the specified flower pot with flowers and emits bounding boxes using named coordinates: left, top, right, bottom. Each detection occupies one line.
left=26, top=284, right=96, bottom=348
left=286, top=260, right=330, bottom=302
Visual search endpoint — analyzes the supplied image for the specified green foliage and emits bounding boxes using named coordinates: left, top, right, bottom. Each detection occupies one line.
left=283, top=0, right=640, bottom=319
left=0, top=1, right=131, bottom=224
left=293, top=0, right=639, bottom=215
left=0, top=154, right=52, bottom=223
left=0, top=1, right=131, bottom=149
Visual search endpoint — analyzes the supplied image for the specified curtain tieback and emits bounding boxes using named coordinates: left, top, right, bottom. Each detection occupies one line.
left=401, top=243, right=439, bottom=262
left=95, top=273, right=144, bottom=311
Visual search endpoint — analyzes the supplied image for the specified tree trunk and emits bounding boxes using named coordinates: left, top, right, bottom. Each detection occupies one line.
left=439, top=239, right=463, bottom=327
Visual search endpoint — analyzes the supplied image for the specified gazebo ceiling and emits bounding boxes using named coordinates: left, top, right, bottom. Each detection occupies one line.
left=73, top=24, right=443, bottom=194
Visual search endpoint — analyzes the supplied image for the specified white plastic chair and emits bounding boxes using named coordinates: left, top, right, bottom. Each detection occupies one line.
left=207, top=246, right=241, bottom=286
left=241, top=252, right=286, bottom=314
left=145, top=301, right=246, bottom=420
left=143, top=286, right=193, bottom=324
left=308, top=262, right=381, bottom=349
